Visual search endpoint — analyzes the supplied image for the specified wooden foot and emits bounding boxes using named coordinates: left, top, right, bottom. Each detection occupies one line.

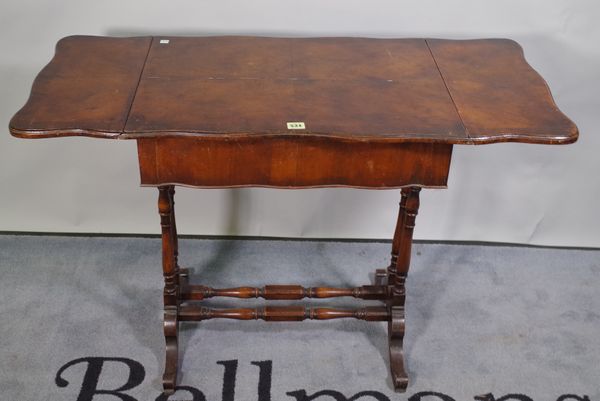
left=162, top=307, right=178, bottom=395
left=389, top=307, right=408, bottom=391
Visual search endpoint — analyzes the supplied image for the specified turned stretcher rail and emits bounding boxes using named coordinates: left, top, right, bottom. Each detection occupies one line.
left=178, top=305, right=390, bottom=321
left=180, top=284, right=388, bottom=301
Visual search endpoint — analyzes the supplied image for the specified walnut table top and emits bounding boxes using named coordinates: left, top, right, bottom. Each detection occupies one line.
left=10, top=35, right=577, bottom=145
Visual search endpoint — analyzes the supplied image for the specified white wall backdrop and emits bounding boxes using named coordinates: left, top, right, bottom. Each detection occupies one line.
left=1, top=0, right=598, bottom=247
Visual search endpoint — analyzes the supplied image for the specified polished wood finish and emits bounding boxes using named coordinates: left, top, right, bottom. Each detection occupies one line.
left=427, top=39, right=578, bottom=144
left=179, top=305, right=390, bottom=322
left=158, top=186, right=179, bottom=394
left=124, top=37, right=465, bottom=142
left=387, top=187, right=421, bottom=391
left=156, top=187, right=424, bottom=393
left=137, top=137, right=452, bottom=188
left=180, top=284, right=388, bottom=301
left=10, top=36, right=577, bottom=145
left=10, top=36, right=151, bottom=138
left=8, top=35, right=579, bottom=396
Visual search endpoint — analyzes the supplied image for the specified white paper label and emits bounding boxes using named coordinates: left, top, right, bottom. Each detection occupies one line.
left=287, top=122, right=305, bottom=130
left=159, top=39, right=170, bottom=44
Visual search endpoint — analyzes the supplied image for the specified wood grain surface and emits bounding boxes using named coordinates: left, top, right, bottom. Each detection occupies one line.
left=9, top=35, right=578, bottom=145
left=427, top=39, right=578, bottom=144
left=10, top=36, right=152, bottom=138
left=125, top=36, right=466, bottom=142
left=137, top=136, right=453, bottom=188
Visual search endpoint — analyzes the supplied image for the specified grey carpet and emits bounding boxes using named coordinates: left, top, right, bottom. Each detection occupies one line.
left=0, top=235, right=598, bottom=401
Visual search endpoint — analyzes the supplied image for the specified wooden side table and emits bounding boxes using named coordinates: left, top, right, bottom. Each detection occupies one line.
left=9, top=35, right=578, bottom=394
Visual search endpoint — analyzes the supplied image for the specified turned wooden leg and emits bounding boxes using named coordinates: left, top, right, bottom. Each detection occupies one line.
left=169, top=186, right=188, bottom=287
left=168, top=187, right=180, bottom=271
left=168, top=187, right=189, bottom=288
left=159, top=186, right=179, bottom=395
left=387, top=187, right=420, bottom=392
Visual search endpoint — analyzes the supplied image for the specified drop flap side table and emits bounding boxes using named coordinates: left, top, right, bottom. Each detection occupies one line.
left=9, top=35, right=578, bottom=394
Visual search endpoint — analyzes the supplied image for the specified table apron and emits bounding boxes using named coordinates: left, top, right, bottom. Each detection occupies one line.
left=137, top=136, right=452, bottom=188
